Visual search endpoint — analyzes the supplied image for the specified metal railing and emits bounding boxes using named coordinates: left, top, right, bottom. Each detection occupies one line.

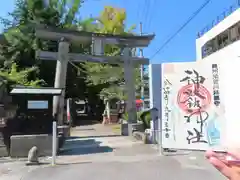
left=197, top=3, right=240, bottom=38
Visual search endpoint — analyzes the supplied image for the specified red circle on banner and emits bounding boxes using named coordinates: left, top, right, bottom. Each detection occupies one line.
left=177, top=84, right=211, bottom=114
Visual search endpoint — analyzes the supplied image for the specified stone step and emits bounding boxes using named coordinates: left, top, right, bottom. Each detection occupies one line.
left=0, top=144, right=6, bottom=147
left=0, top=139, right=5, bottom=146
left=0, top=146, right=8, bottom=157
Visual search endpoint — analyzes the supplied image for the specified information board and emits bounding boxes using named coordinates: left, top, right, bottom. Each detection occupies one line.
left=27, top=100, right=48, bottom=109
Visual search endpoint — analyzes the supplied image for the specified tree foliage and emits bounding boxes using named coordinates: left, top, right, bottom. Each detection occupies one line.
left=0, top=0, right=86, bottom=91
left=81, top=6, right=141, bottom=100
left=0, top=63, right=44, bottom=87
left=0, top=1, right=141, bottom=102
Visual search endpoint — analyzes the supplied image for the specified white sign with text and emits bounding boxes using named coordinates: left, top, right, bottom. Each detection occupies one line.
left=161, top=61, right=228, bottom=151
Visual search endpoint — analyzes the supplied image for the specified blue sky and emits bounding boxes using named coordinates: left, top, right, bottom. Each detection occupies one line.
left=0, top=0, right=236, bottom=63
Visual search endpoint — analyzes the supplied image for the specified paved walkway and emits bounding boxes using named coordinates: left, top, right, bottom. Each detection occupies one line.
left=1, top=124, right=225, bottom=180
left=55, top=124, right=159, bottom=164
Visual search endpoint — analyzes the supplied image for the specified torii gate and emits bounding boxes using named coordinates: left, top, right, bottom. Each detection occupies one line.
left=35, top=24, right=155, bottom=136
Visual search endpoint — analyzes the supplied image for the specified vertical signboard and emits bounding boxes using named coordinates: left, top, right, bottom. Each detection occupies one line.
left=149, top=64, right=162, bottom=144
left=161, top=61, right=226, bottom=151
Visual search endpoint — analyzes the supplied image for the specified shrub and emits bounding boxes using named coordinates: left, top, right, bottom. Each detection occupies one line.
left=122, top=111, right=128, bottom=120
left=139, top=111, right=151, bottom=129
left=122, top=111, right=142, bottom=121
left=123, top=111, right=151, bottom=130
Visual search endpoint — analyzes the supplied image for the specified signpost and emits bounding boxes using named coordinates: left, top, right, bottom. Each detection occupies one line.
left=35, top=25, right=155, bottom=137
left=52, top=121, right=57, bottom=165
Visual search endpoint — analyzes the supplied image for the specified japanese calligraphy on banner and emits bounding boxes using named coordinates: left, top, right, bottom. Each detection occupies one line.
left=161, top=61, right=226, bottom=151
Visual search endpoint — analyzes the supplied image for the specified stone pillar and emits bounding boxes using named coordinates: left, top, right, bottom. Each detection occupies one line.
left=53, top=38, right=70, bottom=125
left=123, top=47, right=137, bottom=136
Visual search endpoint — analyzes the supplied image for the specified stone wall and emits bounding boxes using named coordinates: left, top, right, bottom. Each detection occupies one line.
left=10, top=134, right=56, bottom=157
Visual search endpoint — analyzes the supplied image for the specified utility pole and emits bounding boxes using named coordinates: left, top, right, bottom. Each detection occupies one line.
left=139, top=22, right=145, bottom=110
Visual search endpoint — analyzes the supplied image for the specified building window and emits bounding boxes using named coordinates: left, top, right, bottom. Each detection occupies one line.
left=202, top=38, right=216, bottom=58
left=237, top=23, right=240, bottom=40
left=201, top=21, right=240, bottom=59
left=230, top=22, right=240, bottom=42
left=230, top=26, right=238, bottom=42
left=218, top=30, right=229, bottom=49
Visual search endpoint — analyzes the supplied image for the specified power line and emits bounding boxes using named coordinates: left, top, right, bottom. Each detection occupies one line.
left=143, top=0, right=151, bottom=31
left=150, top=0, right=211, bottom=60
left=136, top=0, right=153, bottom=32
left=147, top=0, right=157, bottom=31
left=136, top=0, right=143, bottom=23
left=138, top=0, right=150, bottom=28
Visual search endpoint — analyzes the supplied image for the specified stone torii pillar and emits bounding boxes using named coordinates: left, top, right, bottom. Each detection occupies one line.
left=123, top=47, right=137, bottom=135
left=52, top=38, right=69, bottom=125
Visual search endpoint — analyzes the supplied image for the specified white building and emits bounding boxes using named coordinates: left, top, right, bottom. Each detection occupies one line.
left=196, top=6, right=240, bottom=61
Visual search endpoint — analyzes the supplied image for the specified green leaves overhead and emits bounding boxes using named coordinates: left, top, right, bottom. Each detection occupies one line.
left=0, top=1, right=141, bottom=101
left=0, top=63, right=44, bottom=87
left=80, top=6, right=141, bottom=100
left=0, top=0, right=84, bottom=87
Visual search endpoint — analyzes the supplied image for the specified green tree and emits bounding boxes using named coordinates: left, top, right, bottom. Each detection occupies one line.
left=0, top=0, right=85, bottom=91
left=81, top=6, right=141, bottom=101
left=0, top=1, right=142, bottom=107
left=0, top=63, right=44, bottom=86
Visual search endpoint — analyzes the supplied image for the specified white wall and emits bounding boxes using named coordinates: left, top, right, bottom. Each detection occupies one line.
left=197, top=40, right=240, bottom=62
left=196, top=8, right=240, bottom=60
